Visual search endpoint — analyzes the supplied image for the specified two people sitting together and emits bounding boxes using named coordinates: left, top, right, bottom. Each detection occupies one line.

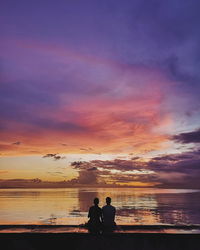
left=88, top=197, right=116, bottom=234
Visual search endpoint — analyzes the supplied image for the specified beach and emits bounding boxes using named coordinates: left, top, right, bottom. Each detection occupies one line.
left=1, top=225, right=200, bottom=250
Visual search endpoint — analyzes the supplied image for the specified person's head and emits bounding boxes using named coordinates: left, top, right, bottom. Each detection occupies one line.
left=106, top=197, right=111, bottom=205
left=93, top=197, right=99, bottom=206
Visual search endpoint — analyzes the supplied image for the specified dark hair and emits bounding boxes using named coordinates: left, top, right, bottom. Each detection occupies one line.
left=106, top=197, right=111, bottom=204
left=93, top=197, right=99, bottom=205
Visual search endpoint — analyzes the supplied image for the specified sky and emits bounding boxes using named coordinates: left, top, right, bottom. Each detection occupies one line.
left=0, top=0, right=200, bottom=188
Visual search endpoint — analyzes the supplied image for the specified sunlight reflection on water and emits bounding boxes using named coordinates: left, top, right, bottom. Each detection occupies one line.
left=0, top=188, right=200, bottom=225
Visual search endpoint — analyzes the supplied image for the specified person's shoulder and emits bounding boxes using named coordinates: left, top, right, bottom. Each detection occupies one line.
left=111, top=205, right=116, bottom=210
left=102, top=205, right=107, bottom=210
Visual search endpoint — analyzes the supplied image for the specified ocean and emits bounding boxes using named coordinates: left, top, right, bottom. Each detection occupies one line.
left=0, top=188, right=200, bottom=225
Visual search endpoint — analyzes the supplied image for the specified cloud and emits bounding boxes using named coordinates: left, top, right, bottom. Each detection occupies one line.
left=71, top=159, right=144, bottom=172
left=78, top=170, right=98, bottom=185
left=145, top=149, right=200, bottom=188
left=88, top=167, right=97, bottom=171
left=43, top=153, right=57, bottom=158
left=70, top=159, right=154, bottom=186
left=173, top=128, right=200, bottom=144
left=12, top=141, right=21, bottom=145
left=79, top=147, right=93, bottom=152
left=91, top=159, right=145, bottom=172
left=0, top=37, right=174, bottom=156
left=70, top=148, right=200, bottom=188
left=1, top=0, right=200, bottom=159
left=43, top=153, right=65, bottom=161
left=70, top=161, right=105, bottom=185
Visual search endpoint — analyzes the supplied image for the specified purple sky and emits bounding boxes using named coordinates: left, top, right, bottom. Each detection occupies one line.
left=0, top=0, right=200, bottom=187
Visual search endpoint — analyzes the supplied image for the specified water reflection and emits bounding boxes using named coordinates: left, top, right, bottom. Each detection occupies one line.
left=0, top=188, right=200, bottom=225
left=78, top=189, right=98, bottom=213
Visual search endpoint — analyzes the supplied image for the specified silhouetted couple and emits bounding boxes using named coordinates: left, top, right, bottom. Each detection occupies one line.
left=88, top=197, right=116, bottom=234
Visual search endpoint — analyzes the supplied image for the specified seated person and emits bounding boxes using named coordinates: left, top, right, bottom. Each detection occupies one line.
left=87, top=197, right=102, bottom=234
left=102, top=197, right=116, bottom=233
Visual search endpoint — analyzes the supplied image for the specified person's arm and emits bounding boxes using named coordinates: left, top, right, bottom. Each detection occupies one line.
left=100, top=209, right=103, bottom=223
left=88, top=207, right=91, bottom=218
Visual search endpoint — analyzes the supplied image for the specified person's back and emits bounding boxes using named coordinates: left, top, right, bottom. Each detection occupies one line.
left=102, top=197, right=116, bottom=232
left=88, top=197, right=102, bottom=234
left=88, top=205, right=102, bottom=223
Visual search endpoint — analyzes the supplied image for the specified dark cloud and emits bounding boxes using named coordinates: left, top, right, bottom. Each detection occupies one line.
left=70, top=159, right=150, bottom=186
left=43, top=153, right=65, bottom=161
left=70, top=148, right=200, bottom=188
left=173, top=128, right=200, bottom=144
left=54, top=155, right=62, bottom=160
left=71, top=161, right=87, bottom=169
left=130, top=157, right=141, bottom=161
left=148, top=150, right=200, bottom=171
left=152, top=155, right=178, bottom=162
left=71, top=159, right=147, bottom=173
left=12, top=141, right=21, bottom=145
left=43, top=153, right=57, bottom=158
left=88, top=167, right=97, bottom=171
left=145, top=149, right=200, bottom=188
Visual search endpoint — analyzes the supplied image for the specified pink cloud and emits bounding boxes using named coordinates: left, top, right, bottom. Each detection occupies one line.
left=0, top=37, right=175, bottom=155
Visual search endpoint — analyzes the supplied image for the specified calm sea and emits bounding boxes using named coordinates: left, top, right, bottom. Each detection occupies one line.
left=0, top=188, right=200, bottom=225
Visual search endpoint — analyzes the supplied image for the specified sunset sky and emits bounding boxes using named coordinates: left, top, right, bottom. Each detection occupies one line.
left=0, top=0, right=200, bottom=187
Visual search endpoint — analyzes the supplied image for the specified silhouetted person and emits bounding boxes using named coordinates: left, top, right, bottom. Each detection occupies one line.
left=88, top=197, right=102, bottom=234
left=102, top=197, right=116, bottom=233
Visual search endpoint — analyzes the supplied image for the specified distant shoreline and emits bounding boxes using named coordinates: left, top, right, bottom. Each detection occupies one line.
left=1, top=178, right=199, bottom=189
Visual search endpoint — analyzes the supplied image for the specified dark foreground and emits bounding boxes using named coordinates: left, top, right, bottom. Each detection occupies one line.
left=0, top=225, right=200, bottom=250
